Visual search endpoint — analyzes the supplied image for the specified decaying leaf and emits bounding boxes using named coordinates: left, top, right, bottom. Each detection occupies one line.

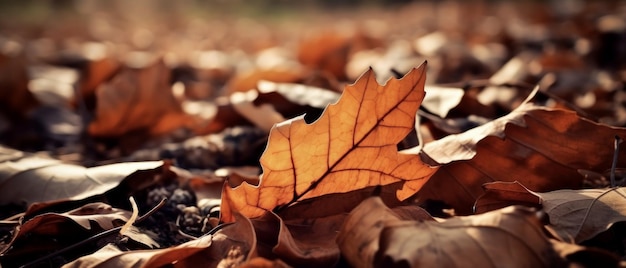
left=64, top=213, right=256, bottom=268
left=418, top=103, right=626, bottom=214
left=476, top=181, right=626, bottom=243
left=0, top=202, right=130, bottom=266
left=338, top=197, right=564, bottom=268
left=0, top=145, right=163, bottom=206
left=221, top=63, right=438, bottom=222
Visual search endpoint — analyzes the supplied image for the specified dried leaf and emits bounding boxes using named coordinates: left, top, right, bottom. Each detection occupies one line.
left=251, top=211, right=344, bottom=267
left=418, top=104, right=626, bottom=214
left=0, top=49, right=39, bottom=119
left=88, top=59, right=193, bottom=139
left=0, top=146, right=163, bottom=205
left=420, top=85, right=465, bottom=118
left=336, top=197, right=434, bottom=268
left=0, top=202, right=130, bottom=265
left=220, top=63, right=438, bottom=222
left=550, top=239, right=621, bottom=268
left=226, top=68, right=307, bottom=95
left=64, top=213, right=256, bottom=268
left=374, top=206, right=563, bottom=268
left=475, top=181, right=626, bottom=243
left=338, top=197, right=563, bottom=268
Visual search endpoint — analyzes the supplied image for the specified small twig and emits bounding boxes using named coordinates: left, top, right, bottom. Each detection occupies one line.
left=611, top=136, right=623, bottom=187
left=19, top=198, right=167, bottom=268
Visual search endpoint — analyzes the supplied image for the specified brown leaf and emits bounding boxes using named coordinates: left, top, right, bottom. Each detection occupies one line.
left=473, top=181, right=542, bottom=214
left=88, top=58, right=193, bottom=139
left=374, top=206, right=563, bottom=268
left=251, top=211, right=344, bottom=267
left=0, top=145, right=163, bottom=206
left=550, top=239, right=621, bottom=268
left=475, top=181, right=626, bottom=243
left=338, top=197, right=563, bottom=268
left=76, top=54, right=121, bottom=110
left=201, top=80, right=340, bottom=134
left=220, top=63, right=438, bottom=222
left=0, top=48, right=39, bottom=119
left=418, top=104, right=626, bottom=215
left=336, top=197, right=434, bottom=268
left=64, top=213, right=257, bottom=268
left=226, top=68, right=308, bottom=95
left=0, top=202, right=130, bottom=265
left=297, top=30, right=383, bottom=80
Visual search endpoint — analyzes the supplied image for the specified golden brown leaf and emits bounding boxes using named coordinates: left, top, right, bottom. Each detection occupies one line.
left=418, top=104, right=626, bottom=215
left=88, top=59, right=193, bottom=139
left=220, top=63, right=438, bottom=222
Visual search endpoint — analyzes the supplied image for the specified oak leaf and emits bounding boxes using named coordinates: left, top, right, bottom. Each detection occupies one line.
left=221, top=63, right=438, bottom=222
left=476, top=181, right=626, bottom=243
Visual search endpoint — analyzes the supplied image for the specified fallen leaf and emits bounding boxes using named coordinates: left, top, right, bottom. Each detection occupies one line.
left=64, top=213, right=257, bottom=268
left=220, top=63, right=438, bottom=222
left=251, top=211, right=344, bottom=267
left=0, top=202, right=130, bottom=266
left=417, top=103, right=626, bottom=215
left=550, top=239, right=621, bottom=268
left=374, top=206, right=564, bottom=268
left=76, top=53, right=121, bottom=110
left=336, top=197, right=434, bottom=268
left=226, top=68, right=308, bottom=95
left=88, top=58, right=193, bottom=139
left=475, top=181, right=626, bottom=243
left=338, top=197, right=563, bottom=268
left=201, top=80, right=340, bottom=134
left=0, top=47, right=39, bottom=119
left=420, top=85, right=465, bottom=118
left=0, top=145, right=163, bottom=206
left=307, top=29, right=385, bottom=80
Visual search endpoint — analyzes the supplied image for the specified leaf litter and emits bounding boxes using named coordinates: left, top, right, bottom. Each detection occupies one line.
left=1, top=1, right=626, bottom=267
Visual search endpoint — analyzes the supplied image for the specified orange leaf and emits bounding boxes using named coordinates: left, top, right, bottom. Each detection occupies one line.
left=221, top=63, right=438, bottom=222
left=88, top=59, right=192, bottom=138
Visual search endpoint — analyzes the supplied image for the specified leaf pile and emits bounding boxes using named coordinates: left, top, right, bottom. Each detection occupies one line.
left=1, top=1, right=626, bottom=267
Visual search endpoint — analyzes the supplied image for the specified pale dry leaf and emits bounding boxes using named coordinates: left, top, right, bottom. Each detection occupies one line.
left=374, top=206, right=563, bottom=268
left=0, top=146, right=162, bottom=205
left=220, top=63, right=438, bottom=222
left=475, top=181, right=626, bottom=243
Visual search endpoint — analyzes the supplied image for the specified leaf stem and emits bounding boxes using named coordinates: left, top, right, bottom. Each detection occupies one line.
left=610, top=135, right=622, bottom=187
